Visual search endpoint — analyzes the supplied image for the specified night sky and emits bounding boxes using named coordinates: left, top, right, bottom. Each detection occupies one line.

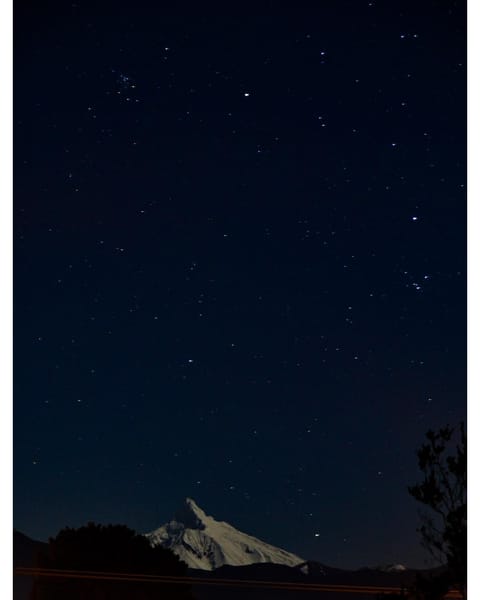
left=14, top=0, right=466, bottom=569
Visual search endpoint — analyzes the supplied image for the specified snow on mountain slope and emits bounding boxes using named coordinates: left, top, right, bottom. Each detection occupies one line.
left=377, top=564, right=408, bottom=573
left=146, top=498, right=304, bottom=571
left=368, top=564, right=408, bottom=573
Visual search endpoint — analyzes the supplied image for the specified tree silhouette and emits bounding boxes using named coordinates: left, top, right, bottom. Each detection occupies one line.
left=31, top=522, right=194, bottom=600
left=408, top=423, right=466, bottom=599
left=411, top=570, right=453, bottom=600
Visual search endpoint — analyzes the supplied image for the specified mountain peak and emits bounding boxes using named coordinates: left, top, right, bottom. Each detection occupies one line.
left=184, top=497, right=206, bottom=516
left=173, top=498, right=208, bottom=530
left=146, top=499, right=303, bottom=571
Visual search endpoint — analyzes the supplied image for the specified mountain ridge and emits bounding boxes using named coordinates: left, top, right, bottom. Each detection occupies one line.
left=146, top=498, right=304, bottom=571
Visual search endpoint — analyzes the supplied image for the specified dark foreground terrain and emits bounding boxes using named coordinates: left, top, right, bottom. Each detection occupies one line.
left=188, top=562, right=422, bottom=599
left=14, top=530, right=442, bottom=600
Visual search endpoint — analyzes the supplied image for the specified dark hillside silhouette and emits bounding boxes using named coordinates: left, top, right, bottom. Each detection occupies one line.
left=31, top=522, right=194, bottom=600
left=14, top=531, right=47, bottom=600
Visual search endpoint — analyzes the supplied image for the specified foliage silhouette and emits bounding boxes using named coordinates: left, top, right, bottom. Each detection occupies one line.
left=410, top=570, right=453, bottom=600
left=31, top=522, right=194, bottom=599
left=408, top=423, right=466, bottom=599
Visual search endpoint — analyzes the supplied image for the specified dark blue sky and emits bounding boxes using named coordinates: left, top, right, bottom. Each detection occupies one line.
left=14, top=0, right=466, bottom=568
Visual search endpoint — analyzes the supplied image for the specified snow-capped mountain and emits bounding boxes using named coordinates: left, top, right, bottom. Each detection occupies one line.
left=146, top=498, right=304, bottom=571
left=369, top=564, right=408, bottom=573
